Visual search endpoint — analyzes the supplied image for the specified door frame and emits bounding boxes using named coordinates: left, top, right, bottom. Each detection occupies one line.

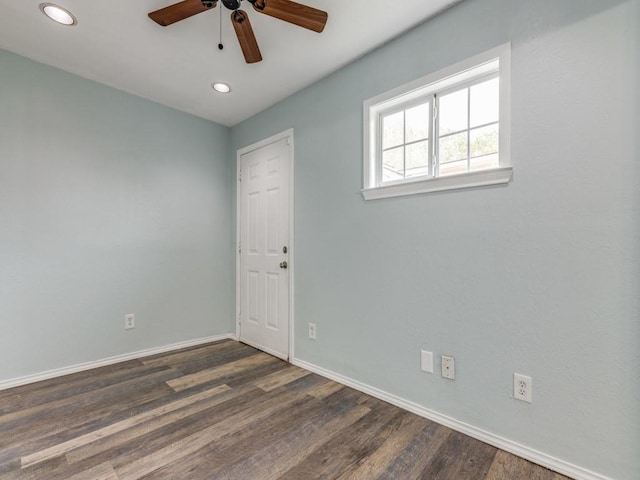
left=235, top=128, right=295, bottom=361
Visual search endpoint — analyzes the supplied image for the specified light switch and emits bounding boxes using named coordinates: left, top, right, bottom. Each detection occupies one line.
left=421, top=350, right=433, bottom=373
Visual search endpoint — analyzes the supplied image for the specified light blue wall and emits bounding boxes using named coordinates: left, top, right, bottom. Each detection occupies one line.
left=0, top=50, right=233, bottom=381
left=231, top=1, right=640, bottom=478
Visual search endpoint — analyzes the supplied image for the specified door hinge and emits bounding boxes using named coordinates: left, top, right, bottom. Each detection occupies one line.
left=239, top=168, right=242, bottom=182
left=238, top=241, right=241, bottom=255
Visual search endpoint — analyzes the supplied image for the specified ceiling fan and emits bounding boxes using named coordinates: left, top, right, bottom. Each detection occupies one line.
left=148, top=0, right=328, bottom=64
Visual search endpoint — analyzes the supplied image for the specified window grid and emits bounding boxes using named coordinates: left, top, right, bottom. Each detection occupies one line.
left=433, top=96, right=440, bottom=178
left=378, top=73, right=499, bottom=185
left=378, top=98, right=433, bottom=185
left=382, top=109, right=406, bottom=180
left=435, top=73, right=499, bottom=178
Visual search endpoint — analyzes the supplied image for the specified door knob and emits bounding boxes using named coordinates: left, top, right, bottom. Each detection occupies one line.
left=279, top=261, right=288, bottom=269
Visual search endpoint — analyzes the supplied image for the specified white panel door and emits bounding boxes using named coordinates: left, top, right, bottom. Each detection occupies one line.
left=239, top=136, right=290, bottom=359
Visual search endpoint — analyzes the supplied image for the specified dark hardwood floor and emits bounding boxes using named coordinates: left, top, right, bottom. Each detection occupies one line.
left=0, top=340, right=570, bottom=479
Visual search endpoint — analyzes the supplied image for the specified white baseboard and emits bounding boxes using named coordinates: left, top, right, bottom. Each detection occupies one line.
left=292, top=358, right=612, bottom=480
left=0, top=334, right=234, bottom=391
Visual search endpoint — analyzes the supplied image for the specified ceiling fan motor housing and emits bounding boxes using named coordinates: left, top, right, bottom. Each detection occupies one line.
left=221, top=0, right=241, bottom=10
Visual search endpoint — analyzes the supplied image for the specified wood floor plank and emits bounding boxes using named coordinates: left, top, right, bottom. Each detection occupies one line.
left=252, top=365, right=310, bottom=392
left=139, top=381, right=368, bottom=480
left=336, top=411, right=430, bottom=480
left=552, top=473, right=572, bottom=480
left=141, top=340, right=239, bottom=367
left=437, top=433, right=497, bottom=479
left=113, top=383, right=317, bottom=480
left=140, top=387, right=367, bottom=480
left=0, top=382, right=175, bottom=464
left=484, top=450, right=569, bottom=480
left=377, top=422, right=451, bottom=479
left=485, top=450, right=537, bottom=479
left=276, top=403, right=403, bottom=480
left=65, top=461, right=120, bottom=480
left=20, top=454, right=69, bottom=480
left=143, top=341, right=261, bottom=377
left=53, top=385, right=268, bottom=480
left=419, top=430, right=470, bottom=479
left=222, top=356, right=290, bottom=388
left=0, top=360, right=146, bottom=414
left=21, top=384, right=231, bottom=468
left=0, top=458, right=22, bottom=480
left=138, top=394, right=326, bottom=480
left=210, top=404, right=372, bottom=480
left=308, top=379, right=344, bottom=399
left=1, top=367, right=180, bottom=429
left=64, top=384, right=251, bottom=465
left=165, top=352, right=278, bottom=392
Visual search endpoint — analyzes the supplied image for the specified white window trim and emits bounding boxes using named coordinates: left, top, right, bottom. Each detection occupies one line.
left=362, top=43, right=512, bottom=200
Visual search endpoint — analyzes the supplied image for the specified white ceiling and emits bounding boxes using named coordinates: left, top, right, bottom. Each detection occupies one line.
left=0, top=0, right=460, bottom=126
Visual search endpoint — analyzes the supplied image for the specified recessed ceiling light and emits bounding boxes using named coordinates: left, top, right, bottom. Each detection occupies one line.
left=39, top=3, right=77, bottom=26
left=212, top=82, right=231, bottom=94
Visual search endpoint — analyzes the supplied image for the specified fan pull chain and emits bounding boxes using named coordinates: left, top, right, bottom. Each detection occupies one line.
left=218, top=4, right=224, bottom=50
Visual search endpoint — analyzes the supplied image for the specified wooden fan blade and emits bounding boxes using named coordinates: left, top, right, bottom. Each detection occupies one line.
left=232, top=10, right=262, bottom=64
left=149, top=0, right=215, bottom=27
left=253, top=0, right=327, bottom=33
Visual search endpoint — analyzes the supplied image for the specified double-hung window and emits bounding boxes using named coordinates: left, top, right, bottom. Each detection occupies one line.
left=363, top=44, right=512, bottom=200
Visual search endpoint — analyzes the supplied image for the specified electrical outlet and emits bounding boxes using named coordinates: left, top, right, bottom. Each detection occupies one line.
left=514, top=373, right=532, bottom=403
left=308, top=323, right=316, bottom=340
left=441, top=355, right=455, bottom=380
left=420, top=350, right=433, bottom=373
left=125, top=314, right=135, bottom=330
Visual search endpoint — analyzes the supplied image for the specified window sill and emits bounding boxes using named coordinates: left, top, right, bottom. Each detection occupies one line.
left=361, top=167, right=513, bottom=201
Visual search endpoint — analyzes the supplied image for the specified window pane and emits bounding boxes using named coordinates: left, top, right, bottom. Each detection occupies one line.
left=439, top=132, right=468, bottom=165
left=439, top=88, right=468, bottom=135
left=470, top=153, right=499, bottom=171
left=405, top=103, right=430, bottom=143
left=470, top=77, right=499, bottom=127
left=439, top=159, right=468, bottom=176
left=405, top=141, right=429, bottom=178
left=470, top=124, right=499, bottom=158
left=382, top=147, right=404, bottom=182
left=382, top=111, right=404, bottom=149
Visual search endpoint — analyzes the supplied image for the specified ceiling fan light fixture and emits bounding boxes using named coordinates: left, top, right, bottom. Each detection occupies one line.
left=39, top=3, right=77, bottom=26
left=212, top=82, right=231, bottom=93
